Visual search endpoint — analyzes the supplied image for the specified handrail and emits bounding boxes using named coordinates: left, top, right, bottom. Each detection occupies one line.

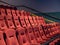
left=41, top=34, right=60, bottom=45
left=17, top=5, right=60, bottom=21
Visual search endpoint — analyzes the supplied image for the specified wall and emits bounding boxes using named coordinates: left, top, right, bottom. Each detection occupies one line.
left=0, top=0, right=60, bottom=12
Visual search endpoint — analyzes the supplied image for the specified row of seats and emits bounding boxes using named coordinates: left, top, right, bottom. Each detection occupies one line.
left=0, top=8, right=60, bottom=45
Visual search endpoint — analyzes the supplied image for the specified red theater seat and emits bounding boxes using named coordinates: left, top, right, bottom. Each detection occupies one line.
left=0, top=31, right=6, bottom=45
left=38, top=16, right=46, bottom=25
left=17, top=28, right=30, bottom=45
left=13, top=16, right=21, bottom=28
left=33, top=27, right=45, bottom=43
left=16, top=10, right=21, bottom=16
left=0, top=8, right=6, bottom=16
left=0, top=16, right=7, bottom=30
left=4, top=29, right=19, bottom=45
left=28, top=16, right=35, bottom=27
left=19, top=16, right=26, bottom=27
left=6, top=9, right=12, bottom=16
left=25, top=26, right=40, bottom=45
left=20, top=10, right=25, bottom=16
left=11, top=10, right=17, bottom=16
left=24, top=16, right=31, bottom=27
left=5, top=15, right=15, bottom=29
left=32, top=16, right=38, bottom=26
